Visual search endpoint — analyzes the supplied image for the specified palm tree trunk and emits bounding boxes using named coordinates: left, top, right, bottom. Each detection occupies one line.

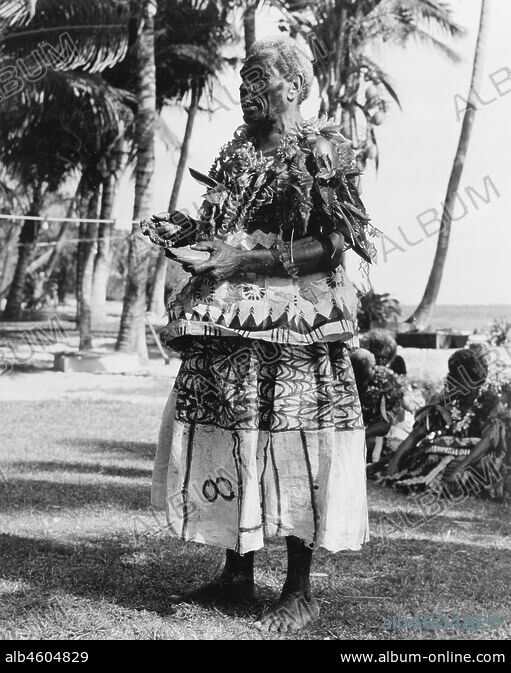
left=149, top=88, right=200, bottom=316
left=91, top=174, right=117, bottom=327
left=326, top=1, right=349, bottom=121
left=44, top=223, right=68, bottom=281
left=244, top=3, right=257, bottom=54
left=76, top=189, right=99, bottom=350
left=0, top=223, right=18, bottom=297
left=116, top=0, right=157, bottom=359
left=407, top=0, right=491, bottom=330
left=2, top=183, right=43, bottom=320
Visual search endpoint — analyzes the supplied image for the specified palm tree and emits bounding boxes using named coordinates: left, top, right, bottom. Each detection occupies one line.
left=0, top=0, right=134, bottom=321
left=116, top=0, right=157, bottom=359
left=0, top=174, right=28, bottom=298
left=149, top=90, right=200, bottom=317
left=148, top=0, right=232, bottom=316
left=2, top=186, right=44, bottom=320
left=0, top=69, right=134, bottom=324
left=281, top=0, right=463, bottom=166
left=76, top=189, right=99, bottom=350
left=407, top=0, right=491, bottom=329
left=243, top=0, right=259, bottom=52
left=91, top=144, right=125, bottom=328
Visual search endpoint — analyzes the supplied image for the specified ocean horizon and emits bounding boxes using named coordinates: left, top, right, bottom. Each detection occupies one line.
left=400, top=305, right=511, bottom=332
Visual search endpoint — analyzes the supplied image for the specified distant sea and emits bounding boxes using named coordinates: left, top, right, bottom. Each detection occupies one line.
left=400, top=305, right=511, bottom=332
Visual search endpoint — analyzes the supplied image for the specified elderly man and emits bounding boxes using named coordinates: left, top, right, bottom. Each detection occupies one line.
left=144, top=36, right=376, bottom=633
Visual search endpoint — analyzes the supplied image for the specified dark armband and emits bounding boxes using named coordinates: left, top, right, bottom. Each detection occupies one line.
left=270, top=240, right=300, bottom=279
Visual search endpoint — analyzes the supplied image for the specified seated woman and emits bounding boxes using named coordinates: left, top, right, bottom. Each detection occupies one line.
left=350, top=348, right=404, bottom=464
left=384, top=348, right=511, bottom=501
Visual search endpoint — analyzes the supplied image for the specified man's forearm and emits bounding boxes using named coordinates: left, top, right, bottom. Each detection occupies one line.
left=239, top=233, right=344, bottom=277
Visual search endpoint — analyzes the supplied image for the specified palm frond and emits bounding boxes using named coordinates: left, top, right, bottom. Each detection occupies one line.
left=153, top=0, right=232, bottom=105
left=0, top=0, right=37, bottom=31
left=394, top=0, right=465, bottom=38
left=0, top=0, right=132, bottom=73
left=405, top=25, right=463, bottom=62
left=0, top=70, right=135, bottom=189
left=168, top=44, right=221, bottom=74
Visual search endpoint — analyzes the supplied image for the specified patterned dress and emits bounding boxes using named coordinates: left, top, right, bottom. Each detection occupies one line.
left=151, top=120, right=373, bottom=553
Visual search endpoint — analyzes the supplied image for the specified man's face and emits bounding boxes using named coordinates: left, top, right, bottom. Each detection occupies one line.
left=239, top=57, right=290, bottom=125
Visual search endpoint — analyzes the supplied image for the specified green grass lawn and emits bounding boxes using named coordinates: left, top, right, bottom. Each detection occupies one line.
left=1, top=393, right=510, bottom=640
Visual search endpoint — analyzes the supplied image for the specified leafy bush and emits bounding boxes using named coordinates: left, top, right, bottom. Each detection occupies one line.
left=356, top=288, right=401, bottom=331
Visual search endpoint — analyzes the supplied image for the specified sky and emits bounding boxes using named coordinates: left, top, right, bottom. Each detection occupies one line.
left=116, top=0, right=511, bottom=306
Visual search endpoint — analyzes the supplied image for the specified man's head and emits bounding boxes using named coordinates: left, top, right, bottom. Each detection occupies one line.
left=447, top=348, right=488, bottom=391
left=239, top=36, right=313, bottom=125
left=360, top=329, right=397, bottom=367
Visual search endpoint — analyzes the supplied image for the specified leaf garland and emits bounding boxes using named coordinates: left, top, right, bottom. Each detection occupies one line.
left=362, top=365, right=404, bottom=425
left=191, top=117, right=377, bottom=263
left=418, top=378, right=511, bottom=441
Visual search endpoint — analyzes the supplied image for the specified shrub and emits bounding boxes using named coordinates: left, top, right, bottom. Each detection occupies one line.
left=356, top=288, right=401, bottom=331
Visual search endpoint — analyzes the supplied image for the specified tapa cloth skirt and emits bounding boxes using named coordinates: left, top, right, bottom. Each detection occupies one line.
left=151, top=337, right=369, bottom=554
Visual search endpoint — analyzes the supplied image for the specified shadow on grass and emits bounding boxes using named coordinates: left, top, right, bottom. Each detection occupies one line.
left=0, top=478, right=150, bottom=511
left=369, top=505, right=511, bottom=535
left=0, top=533, right=269, bottom=619
left=1, top=532, right=510, bottom=638
left=8, top=461, right=152, bottom=480
left=58, top=438, right=156, bottom=460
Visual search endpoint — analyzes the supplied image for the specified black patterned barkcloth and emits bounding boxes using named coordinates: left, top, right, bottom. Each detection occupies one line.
left=174, top=336, right=364, bottom=432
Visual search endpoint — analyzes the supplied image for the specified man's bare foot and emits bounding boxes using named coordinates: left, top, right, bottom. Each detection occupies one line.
left=254, top=591, right=320, bottom=633
left=169, top=577, right=256, bottom=605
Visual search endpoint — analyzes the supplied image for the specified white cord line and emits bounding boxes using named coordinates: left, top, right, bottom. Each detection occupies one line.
left=32, top=235, right=133, bottom=248
left=0, top=213, right=142, bottom=225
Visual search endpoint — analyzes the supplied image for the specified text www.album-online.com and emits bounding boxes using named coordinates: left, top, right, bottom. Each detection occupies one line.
left=338, top=652, right=506, bottom=664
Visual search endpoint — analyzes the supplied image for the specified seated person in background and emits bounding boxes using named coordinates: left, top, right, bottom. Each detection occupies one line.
left=384, top=348, right=511, bottom=501
left=360, top=328, right=407, bottom=376
left=350, top=348, right=404, bottom=464
left=389, top=354, right=407, bottom=376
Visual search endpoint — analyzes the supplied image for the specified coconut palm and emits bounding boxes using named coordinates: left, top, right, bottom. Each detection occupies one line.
left=0, top=0, right=132, bottom=67
left=90, top=139, right=127, bottom=328
left=279, top=0, right=463, bottom=166
left=115, top=0, right=157, bottom=359
left=0, top=174, right=27, bottom=297
left=147, top=0, right=233, bottom=316
left=407, top=0, right=491, bottom=329
left=0, top=0, right=134, bottom=321
left=0, top=67, right=134, bottom=324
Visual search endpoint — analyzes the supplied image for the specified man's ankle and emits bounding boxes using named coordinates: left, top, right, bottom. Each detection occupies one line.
left=220, top=570, right=254, bottom=585
left=281, top=581, right=312, bottom=600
